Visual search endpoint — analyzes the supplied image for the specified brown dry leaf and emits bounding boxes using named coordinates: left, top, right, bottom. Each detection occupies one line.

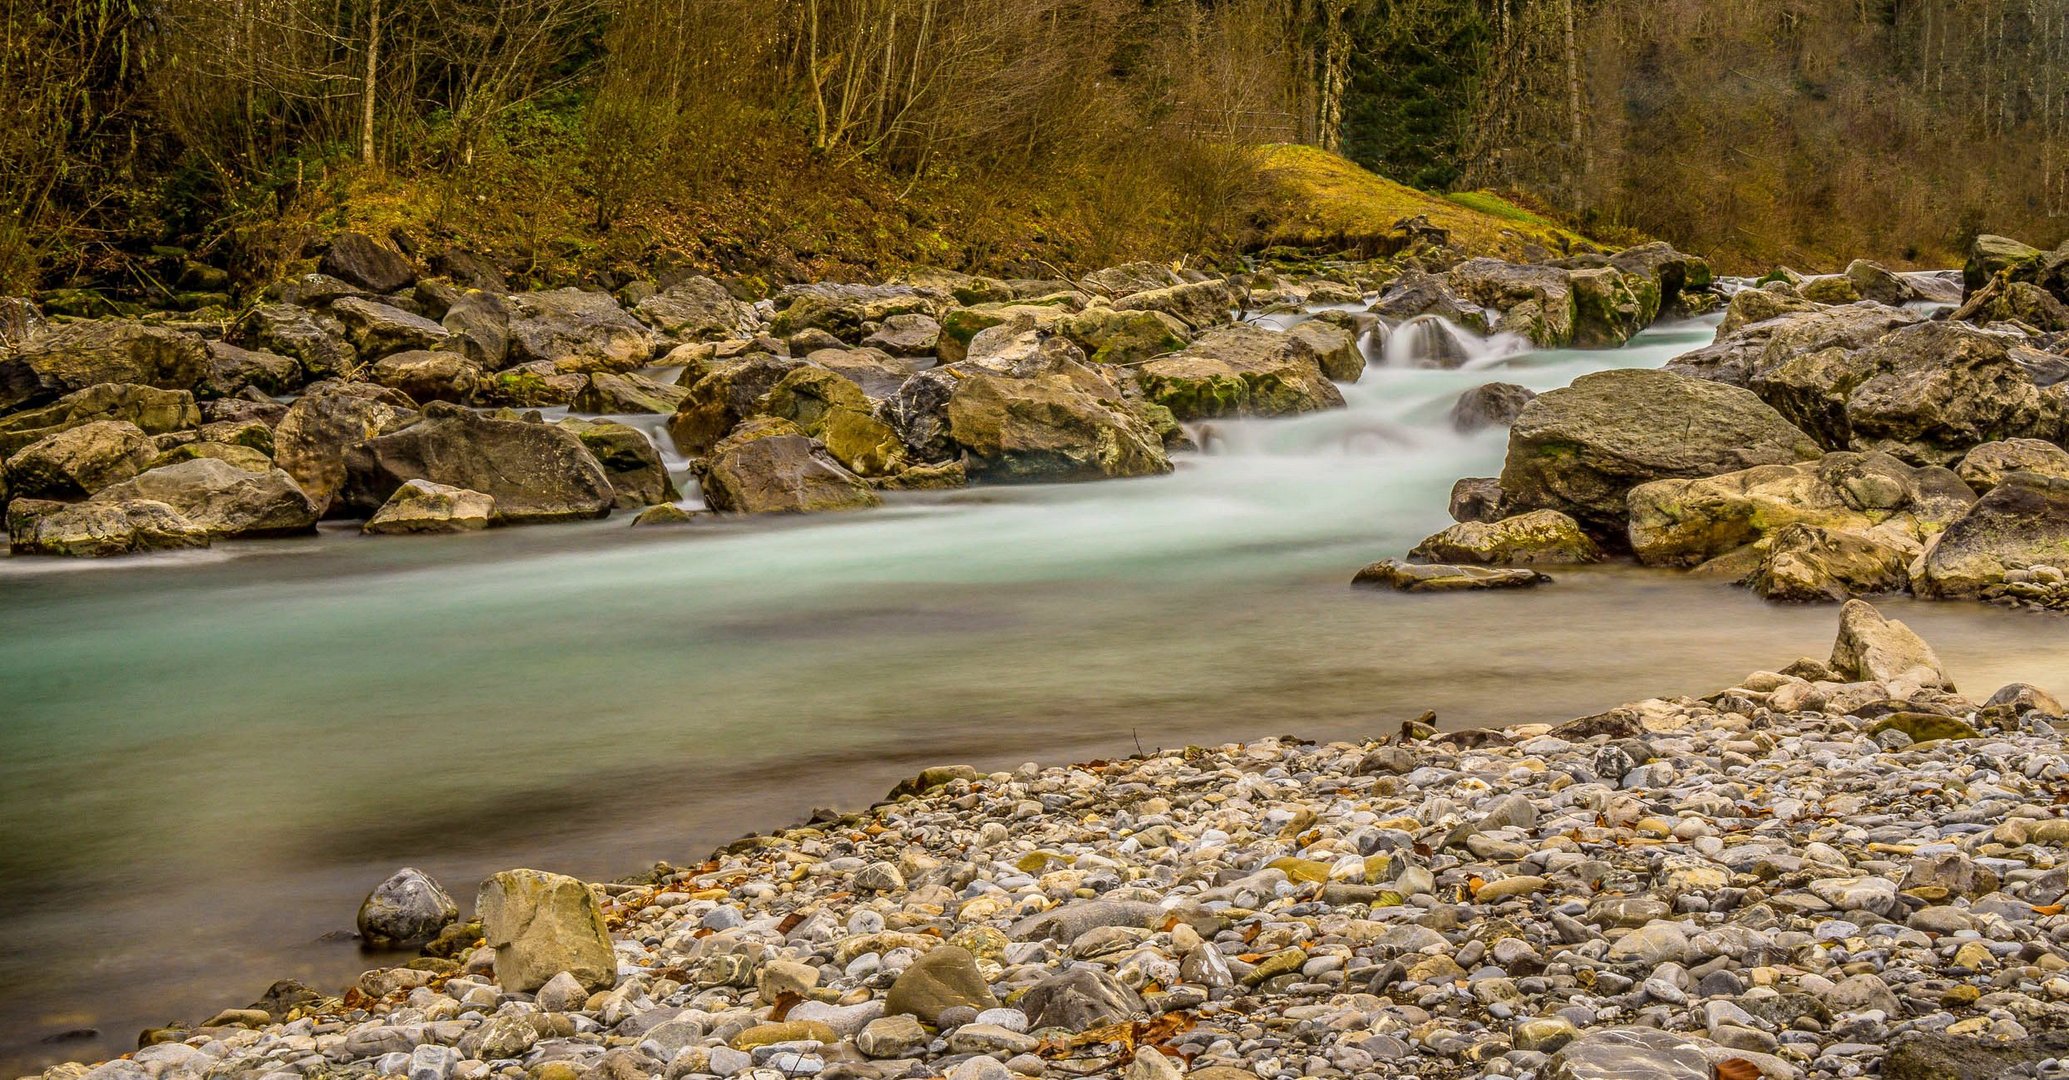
left=2037, top=903, right=2065, bottom=916
left=776, top=912, right=807, bottom=935
left=768, top=991, right=802, bottom=1021
left=1714, top=1059, right=1762, bottom=1080
left=1468, top=875, right=1487, bottom=896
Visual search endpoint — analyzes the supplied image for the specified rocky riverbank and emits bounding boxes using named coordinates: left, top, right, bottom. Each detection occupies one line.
left=27, top=600, right=2069, bottom=1080
left=0, top=222, right=1712, bottom=557
left=1360, top=239, right=2069, bottom=615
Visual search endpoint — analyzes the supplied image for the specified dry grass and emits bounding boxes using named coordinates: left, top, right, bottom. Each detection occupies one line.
left=1250, top=144, right=1604, bottom=260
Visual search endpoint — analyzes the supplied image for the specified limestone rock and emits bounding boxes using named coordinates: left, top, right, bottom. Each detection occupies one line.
left=503, top=289, right=658, bottom=373
left=1111, top=279, right=1232, bottom=333
left=945, top=363, right=1169, bottom=482
left=884, top=946, right=997, bottom=1024
left=363, top=480, right=494, bottom=535
left=1954, top=438, right=2069, bottom=494
left=476, top=869, right=616, bottom=994
left=1408, top=510, right=1602, bottom=566
left=1451, top=382, right=1537, bottom=433
left=367, top=350, right=480, bottom=404
left=1352, top=559, right=1551, bottom=591
left=274, top=381, right=421, bottom=514
left=0, top=320, right=208, bottom=412
left=1500, top=367, right=1821, bottom=539
left=357, top=868, right=459, bottom=949
left=320, top=232, right=415, bottom=293
left=632, top=277, right=758, bottom=341
left=330, top=298, right=451, bottom=359
left=340, top=403, right=614, bottom=524
left=7, top=497, right=209, bottom=557
left=0, top=383, right=199, bottom=457
left=95, top=458, right=319, bottom=538
left=699, top=418, right=879, bottom=514
left=557, top=418, right=677, bottom=509
left=1137, top=324, right=1343, bottom=421
left=1916, top=471, right=2069, bottom=599
left=1830, top=599, right=1948, bottom=688
left=3, top=419, right=155, bottom=498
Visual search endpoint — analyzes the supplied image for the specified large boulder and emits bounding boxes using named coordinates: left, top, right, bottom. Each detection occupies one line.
left=1408, top=510, right=1601, bottom=566
left=367, top=350, right=482, bottom=405
left=557, top=418, right=678, bottom=508
left=1352, top=558, right=1550, bottom=591
left=1111, top=280, right=1233, bottom=333
left=1626, top=451, right=1975, bottom=568
left=274, top=381, right=421, bottom=514
left=3, top=419, right=156, bottom=498
left=1500, top=367, right=1822, bottom=539
left=1608, top=242, right=1712, bottom=314
left=1956, top=438, right=2069, bottom=493
left=1753, top=321, right=2054, bottom=465
left=240, top=304, right=356, bottom=379
left=1082, top=262, right=1181, bottom=297
left=356, top=867, right=458, bottom=949
left=770, top=284, right=942, bottom=341
left=698, top=417, right=880, bottom=514
left=860, top=313, right=942, bottom=357
left=341, top=404, right=614, bottom=524
left=203, top=341, right=303, bottom=398
left=1666, top=303, right=1922, bottom=387
left=320, top=232, right=415, bottom=293
left=0, top=320, right=208, bottom=412
left=1916, top=471, right=2069, bottom=599
left=503, top=289, right=658, bottom=373
left=1058, top=307, right=1191, bottom=366
left=1951, top=273, right=2069, bottom=332
left=1830, top=598, right=1949, bottom=687
left=363, top=479, right=494, bottom=535
left=95, top=458, right=319, bottom=538
left=1446, top=259, right=1575, bottom=347
left=666, top=354, right=805, bottom=456
left=1370, top=271, right=1481, bottom=328
left=476, top=869, right=616, bottom=994
left=1018, top=966, right=1143, bottom=1032
left=1137, top=324, right=1343, bottom=421
left=0, top=383, right=199, bottom=457
left=883, top=946, right=997, bottom=1024
left=758, top=366, right=905, bottom=477
left=939, top=305, right=1073, bottom=364
left=632, top=276, right=758, bottom=340
left=7, top=496, right=209, bottom=557
left=1964, top=234, right=2045, bottom=296
left=572, top=371, right=689, bottom=415
left=1746, top=522, right=1914, bottom=602
left=1547, top=1027, right=1710, bottom=1080
left=330, top=298, right=451, bottom=359
left=1844, top=259, right=1916, bottom=306
left=1284, top=320, right=1365, bottom=382
left=1568, top=266, right=1657, bottom=348
left=945, top=361, right=1169, bottom=483
left=440, top=291, right=514, bottom=369
left=1716, top=284, right=1816, bottom=336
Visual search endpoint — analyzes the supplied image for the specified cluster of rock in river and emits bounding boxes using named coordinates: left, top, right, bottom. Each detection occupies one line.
left=1361, top=238, right=2069, bottom=614
left=31, top=600, right=2069, bottom=1080
left=0, top=225, right=1708, bottom=556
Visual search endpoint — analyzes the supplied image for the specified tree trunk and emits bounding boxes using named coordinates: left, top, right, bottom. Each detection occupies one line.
left=361, top=0, right=380, bottom=166
left=1563, top=0, right=1585, bottom=204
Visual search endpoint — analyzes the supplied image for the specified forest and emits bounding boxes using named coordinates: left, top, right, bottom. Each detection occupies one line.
left=5, top=0, right=2069, bottom=300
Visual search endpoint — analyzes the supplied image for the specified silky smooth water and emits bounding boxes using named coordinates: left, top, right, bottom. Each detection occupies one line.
left=4, top=318, right=2066, bottom=1070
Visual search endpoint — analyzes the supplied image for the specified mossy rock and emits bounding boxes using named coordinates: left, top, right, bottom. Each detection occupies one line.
left=1868, top=712, right=1980, bottom=744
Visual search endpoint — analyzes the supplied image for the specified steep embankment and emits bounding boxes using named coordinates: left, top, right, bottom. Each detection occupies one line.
left=1249, top=145, right=1605, bottom=262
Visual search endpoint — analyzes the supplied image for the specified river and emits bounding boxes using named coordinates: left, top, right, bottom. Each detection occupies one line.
left=4, top=311, right=2066, bottom=1071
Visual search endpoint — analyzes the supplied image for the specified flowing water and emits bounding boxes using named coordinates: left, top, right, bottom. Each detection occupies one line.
left=4, top=313, right=2068, bottom=1070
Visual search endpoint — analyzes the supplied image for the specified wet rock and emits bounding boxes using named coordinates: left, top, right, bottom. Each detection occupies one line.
left=771, top=283, right=943, bottom=341
left=945, top=362, right=1168, bottom=482
left=3, top=420, right=156, bottom=498
left=1352, top=558, right=1551, bottom=591
left=1568, top=266, right=1657, bottom=348
left=699, top=418, right=880, bottom=514
left=1447, top=259, right=1576, bottom=347
left=363, top=479, right=494, bottom=535
left=477, top=868, right=616, bottom=994
left=0, top=320, right=208, bottom=412
left=1667, top=303, right=1921, bottom=388
left=1284, top=320, right=1365, bottom=382
left=1371, top=270, right=1480, bottom=327
left=1450, top=476, right=1507, bottom=523
left=1137, top=324, right=1343, bottom=421
left=356, top=868, right=459, bottom=949
left=1451, top=382, right=1537, bottom=433
left=667, top=354, right=805, bottom=455
left=571, top=371, right=690, bottom=415
left=7, top=497, right=208, bottom=557
left=1500, top=367, right=1821, bottom=538
left=860, top=313, right=943, bottom=357
left=760, top=366, right=906, bottom=477
left=341, top=403, right=614, bottom=524
left=0, top=383, right=200, bottom=457
left=95, top=458, right=319, bottom=539
left=1845, top=259, right=1915, bottom=306
left=1409, top=509, right=1601, bottom=566
left=558, top=418, right=678, bottom=508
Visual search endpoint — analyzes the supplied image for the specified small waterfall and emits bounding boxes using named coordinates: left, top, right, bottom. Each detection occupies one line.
left=1382, top=315, right=1482, bottom=369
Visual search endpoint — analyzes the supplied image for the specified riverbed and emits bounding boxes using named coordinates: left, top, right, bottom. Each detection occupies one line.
left=4, top=316, right=2067, bottom=1071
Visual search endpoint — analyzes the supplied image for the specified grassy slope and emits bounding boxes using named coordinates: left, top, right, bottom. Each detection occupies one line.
left=1252, top=144, right=1604, bottom=260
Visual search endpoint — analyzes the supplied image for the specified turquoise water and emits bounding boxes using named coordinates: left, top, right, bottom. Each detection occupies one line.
left=4, top=318, right=2066, bottom=1069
